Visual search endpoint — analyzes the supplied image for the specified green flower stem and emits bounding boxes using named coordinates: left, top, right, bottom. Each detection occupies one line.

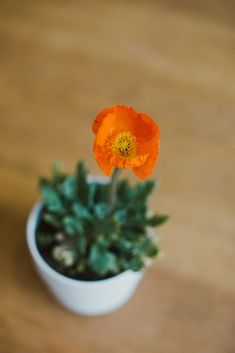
left=110, top=168, right=121, bottom=211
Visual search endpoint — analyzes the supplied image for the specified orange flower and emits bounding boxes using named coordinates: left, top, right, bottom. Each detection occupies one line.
left=92, top=105, right=160, bottom=179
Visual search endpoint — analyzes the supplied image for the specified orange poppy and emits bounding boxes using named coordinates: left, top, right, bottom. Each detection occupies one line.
left=92, top=105, right=160, bottom=179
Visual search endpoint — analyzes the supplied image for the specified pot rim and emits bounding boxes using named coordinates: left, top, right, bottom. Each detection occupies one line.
left=27, top=201, right=142, bottom=288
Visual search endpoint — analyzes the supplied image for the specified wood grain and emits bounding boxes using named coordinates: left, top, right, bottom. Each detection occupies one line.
left=0, top=1, right=234, bottom=352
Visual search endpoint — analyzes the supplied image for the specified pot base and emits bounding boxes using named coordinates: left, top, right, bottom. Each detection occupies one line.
left=27, top=202, right=144, bottom=316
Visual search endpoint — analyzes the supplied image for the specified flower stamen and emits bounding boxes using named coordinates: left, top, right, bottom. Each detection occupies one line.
left=110, top=130, right=137, bottom=158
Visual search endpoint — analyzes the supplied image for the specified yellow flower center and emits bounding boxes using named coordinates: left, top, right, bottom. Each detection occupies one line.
left=110, top=130, right=137, bottom=158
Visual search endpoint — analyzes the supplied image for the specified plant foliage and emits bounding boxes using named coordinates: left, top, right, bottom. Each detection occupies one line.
left=37, top=161, right=168, bottom=280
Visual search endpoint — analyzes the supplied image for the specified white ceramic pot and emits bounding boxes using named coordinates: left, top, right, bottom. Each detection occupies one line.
left=26, top=202, right=144, bottom=316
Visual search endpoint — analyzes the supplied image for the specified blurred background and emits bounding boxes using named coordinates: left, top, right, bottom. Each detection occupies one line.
left=0, top=0, right=234, bottom=352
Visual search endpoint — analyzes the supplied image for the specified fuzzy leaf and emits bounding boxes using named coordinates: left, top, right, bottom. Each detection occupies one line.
left=96, top=234, right=113, bottom=247
left=63, top=216, right=84, bottom=235
left=59, top=176, right=77, bottom=201
left=94, top=203, right=110, bottom=220
left=115, top=238, right=133, bottom=253
left=117, top=179, right=131, bottom=203
left=88, top=182, right=97, bottom=208
left=94, top=183, right=109, bottom=203
left=134, top=238, right=158, bottom=257
left=43, top=213, right=61, bottom=229
left=114, top=209, right=128, bottom=223
left=75, top=234, right=87, bottom=254
left=72, top=202, right=92, bottom=221
left=92, top=217, right=120, bottom=240
left=129, top=257, right=144, bottom=271
left=88, top=244, right=118, bottom=275
left=40, top=182, right=65, bottom=214
left=147, top=214, right=169, bottom=227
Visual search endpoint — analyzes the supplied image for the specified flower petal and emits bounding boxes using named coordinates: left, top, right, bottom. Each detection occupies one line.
left=92, top=107, right=113, bottom=135
left=94, top=105, right=139, bottom=139
left=93, top=144, right=113, bottom=176
left=133, top=141, right=160, bottom=180
left=109, top=153, right=149, bottom=169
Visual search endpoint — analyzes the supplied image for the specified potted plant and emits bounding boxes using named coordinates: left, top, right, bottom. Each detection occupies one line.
left=27, top=105, right=168, bottom=316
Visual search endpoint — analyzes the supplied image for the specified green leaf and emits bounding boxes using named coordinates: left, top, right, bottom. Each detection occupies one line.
left=88, top=182, right=97, bottom=208
left=88, top=244, right=118, bottom=275
left=94, top=203, right=110, bottom=220
left=91, top=216, right=120, bottom=242
left=114, top=209, right=128, bottom=223
left=133, top=238, right=158, bottom=257
left=96, top=234, right=113, bottom=247
left=43, top=213, right=61, bottom=229
left=115, top=238, right=133, bottom=253
left=117, top=179, right=131, bottom=203
left=120, top=230, right=143, bottom=242
left=63, top=216, right=84, bottom=235
left=147, top=214, right=169, bottom=227
left=129, top=257, right=144, bottom=271
left=75, top=234, right=87, bottom=254
left=94, top=183, right=109, bottom=203
left=119, top=256, right=131, bottom=271
left=72, top=202, right=92, bottom=221
left=59, top=176, right=77, bottom=201
left=40, top=181, right=65, bottom=214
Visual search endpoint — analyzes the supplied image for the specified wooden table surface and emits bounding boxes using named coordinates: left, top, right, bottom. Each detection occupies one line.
left=0, top=1, right=234, bottom=352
